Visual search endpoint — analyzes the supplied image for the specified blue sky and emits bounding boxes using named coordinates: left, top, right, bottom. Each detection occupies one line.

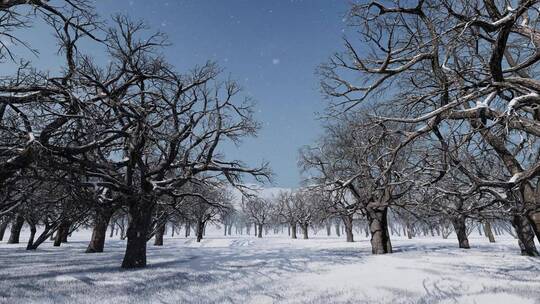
left=10, top=1, right=352, bottom=187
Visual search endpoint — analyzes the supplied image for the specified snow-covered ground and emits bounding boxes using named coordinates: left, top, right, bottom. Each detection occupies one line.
left=1, top=231, right=540, bottom=304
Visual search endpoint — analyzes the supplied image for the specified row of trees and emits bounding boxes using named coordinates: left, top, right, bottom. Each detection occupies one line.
left=0, top=1, right=269, bottom=268
left=302, top=0, right=540, bottom=257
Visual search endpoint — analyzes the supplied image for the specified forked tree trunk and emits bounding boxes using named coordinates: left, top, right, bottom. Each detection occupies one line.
left=86, top=209, right=114, bottom=253
left=257, top=224, right=263, bottom=238
left=512, top=215, right=539, bottom=256
left=483, top=221, right=496, bottom=243
left=0, top=218, right=9, bottom=241
left=342, top=215, right=354, bottom=242
left=366, top=206, right=392, bottom=254
left=301, top=224, right=309, bottom=239
left=154, top=223, right=166, bottom=246
left=290, top=223, right=297, bottom=239
left=121, top=203, right=154, bottom=269
left=451, top=216, right=470, bottom=249
left=26, top=223, right=57, bottom=250
left=8, top=214, right=25, bottom=244
left=54, top=220, right=69, bottom=247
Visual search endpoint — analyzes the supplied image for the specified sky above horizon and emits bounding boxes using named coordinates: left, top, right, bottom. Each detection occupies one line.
left=10, top=1, right=353, bottom=188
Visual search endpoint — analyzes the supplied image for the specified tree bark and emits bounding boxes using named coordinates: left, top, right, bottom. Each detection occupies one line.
left=86, top=209, right=114, bottom=253
left=54, top=220, right=70, bottom=247
left=26, top=223, right=57, bottom=250
left=291, top=222, right=297, bottom=239
left=512, top=215, right=539, bottom=256
left=326, top=222, right=331, bottom=236
left=483, top=221, right=496, bottom=243
left=196, top=219, right=204, bottom=242
left=335, top=222, right=341, bottom=237
left=257, top=224, right=263, bottom=238
left=8, top=214, right=24, bottom=244
left=406, top=222, right=413, bottom=239
left=301, top=224, right=309, bottom=239
left=109, top=222, right=115, bottom=238
left=366, top=206, right=392, bottom=254
left=121, top=203, right=153, bottom=269
left=342, top=215, right=354, bottom=242
left=451, top=216, right=470, bottom=249
left=0, top=217, right=9, bottom=241
left=25, top=223, right=37, bottom=250
left=154, top=222, right=166, bottom=246
left=526, top=211, right=540, bottom=243
left=184, top=222, right=191, bottom=237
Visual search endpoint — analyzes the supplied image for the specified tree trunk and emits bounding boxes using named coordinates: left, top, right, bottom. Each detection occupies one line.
left=512, top=215, right=539, bottom=256
left=342, top=215, right=354, bottom=242
left=406, top=222, right=413, bottom=239
left=366, top=206, right=392, bottom=254
left=301, top=224, right=308, bottom=239
left=26, top=224, right=57, bottom=250
left=154, top=223, right=166, bottom=246
left=196, top=219, right=205, bottom=242
left=228, top=224, right=232, bottom=236
left=291, top=222, right=297, bottom=239
left=326, top=222, right=331, bottom=236
left=184, top=222, right=191, bottom=237
left=109, top=222, right=115, bottom=238
left=483, top=221, right=496, bottom=243
left=8, top=214, right=25, bottom=244
left=121, top=203, right=153, bottom=269
left=257, top=224, right=263, bottom=238
left=451, top=216, right=470, bottom=249
left=86, top=209, right=114, bottom=253
left=195, top=219, right=205, bottom=242
left=526, top=211, right=540, bottom=243
left=61, top=222, right=70, bottom=243
left=0, top=218, right=9, bottom=241
left=364, top=224, right=369, bottom=237
left=335, top=222, right=341, bottom=237
left=25, top=223, right=37, bottom=250
left=54, top=220, right=70, bottom=247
